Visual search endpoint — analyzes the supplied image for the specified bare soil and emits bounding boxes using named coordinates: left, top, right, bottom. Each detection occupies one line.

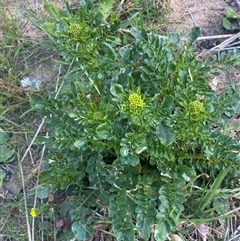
left=168, top=0, right=239, bottom=37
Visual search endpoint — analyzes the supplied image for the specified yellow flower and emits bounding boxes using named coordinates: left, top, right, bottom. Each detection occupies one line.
left=128, top=93, right=145, bottom=112
left=30, top=208, right=37, bottom=218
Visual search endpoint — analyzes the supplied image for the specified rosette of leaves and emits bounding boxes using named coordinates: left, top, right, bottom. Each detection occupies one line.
left=30, top=2, right=240, bottom=240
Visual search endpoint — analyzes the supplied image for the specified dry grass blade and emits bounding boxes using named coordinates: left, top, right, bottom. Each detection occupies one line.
left=209, top=32, right=240, bottom=52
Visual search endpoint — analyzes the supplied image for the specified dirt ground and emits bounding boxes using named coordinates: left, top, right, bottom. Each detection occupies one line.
left=168, top=0, right=239, bottom=36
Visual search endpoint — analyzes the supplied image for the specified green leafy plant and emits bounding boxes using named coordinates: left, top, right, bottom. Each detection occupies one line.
left=30, top=1, right=240, bottom=240
left=223, top=7, right=240, bottom=30
left=0, top=128, right=14, bottom=165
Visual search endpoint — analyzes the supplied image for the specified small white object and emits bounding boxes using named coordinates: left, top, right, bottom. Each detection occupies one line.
left=20, top=76, right=41, bottom=90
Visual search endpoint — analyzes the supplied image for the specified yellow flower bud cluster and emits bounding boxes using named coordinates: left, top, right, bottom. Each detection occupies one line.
left=92, top=111, right=104, bottom=121
left=188, top=100, right=205, bottom=118
left=128, top=93, right=145, bottom=112
left=68, top=23, right=82, bottom=38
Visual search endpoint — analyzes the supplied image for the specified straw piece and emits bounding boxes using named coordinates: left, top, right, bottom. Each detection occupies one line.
left=209, top=32, right=240, bottom=51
